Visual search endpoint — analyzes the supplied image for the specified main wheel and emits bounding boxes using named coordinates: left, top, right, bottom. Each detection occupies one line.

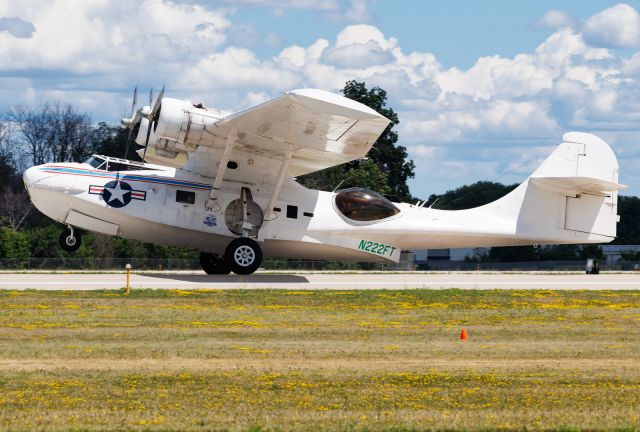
left=199, top=252, right=232, bottom=275
left=225, top=238, right=262, bottom=275
left=59, top=228, right=81, bottom=252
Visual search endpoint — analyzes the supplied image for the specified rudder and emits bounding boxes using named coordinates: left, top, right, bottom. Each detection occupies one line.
left=524, top=132, right=625, bottom=240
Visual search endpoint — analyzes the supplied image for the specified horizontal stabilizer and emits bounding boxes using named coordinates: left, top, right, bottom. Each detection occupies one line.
left=531, top=176, right=628, bottom=196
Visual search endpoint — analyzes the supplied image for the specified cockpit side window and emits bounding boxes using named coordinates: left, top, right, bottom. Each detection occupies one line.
left=335, top=188, right=400, bottom=222
left=84, top=156, right=106, bottom=170
left=105, top=162, right=129, bottom=172
left=105, top=162, right=156, bottom=172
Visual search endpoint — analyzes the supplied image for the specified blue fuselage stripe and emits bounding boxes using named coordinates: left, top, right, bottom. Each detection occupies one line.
left=39, top=167, right=211, bottom=190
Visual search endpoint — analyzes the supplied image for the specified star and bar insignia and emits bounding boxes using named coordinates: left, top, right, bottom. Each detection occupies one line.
left=89, top=180, right=146, bottom=208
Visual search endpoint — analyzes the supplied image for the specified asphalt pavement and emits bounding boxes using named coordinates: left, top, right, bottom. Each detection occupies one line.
left=1, top=271, right=639, bottom=290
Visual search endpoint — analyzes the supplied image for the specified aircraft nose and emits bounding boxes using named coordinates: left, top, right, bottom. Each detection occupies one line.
left=23, top=166, right=43, bottom=189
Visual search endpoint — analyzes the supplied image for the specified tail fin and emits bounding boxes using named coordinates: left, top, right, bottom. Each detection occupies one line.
left=488, top=132, right=626, bottom=244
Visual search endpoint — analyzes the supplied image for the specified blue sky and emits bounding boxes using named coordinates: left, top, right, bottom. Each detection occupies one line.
left=1, top=0, right=639, bottom=198
left=232, top=0, right=634, bottom=66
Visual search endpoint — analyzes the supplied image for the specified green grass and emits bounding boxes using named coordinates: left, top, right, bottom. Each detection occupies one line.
left=1, top=288, right=639, bottom=431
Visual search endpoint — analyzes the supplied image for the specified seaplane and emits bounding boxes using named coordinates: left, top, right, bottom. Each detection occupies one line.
left=23, top=87, right=626, bottom=274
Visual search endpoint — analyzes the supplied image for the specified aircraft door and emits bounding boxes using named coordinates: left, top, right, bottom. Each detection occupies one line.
left=224, top=187, right=263, bottom=238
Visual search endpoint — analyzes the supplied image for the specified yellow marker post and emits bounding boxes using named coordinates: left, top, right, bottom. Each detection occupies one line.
left=125, top=263, right=132, bottom=294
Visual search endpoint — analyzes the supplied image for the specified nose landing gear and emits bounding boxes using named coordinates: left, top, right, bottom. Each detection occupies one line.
left=59, top=226, right=82, bottom=252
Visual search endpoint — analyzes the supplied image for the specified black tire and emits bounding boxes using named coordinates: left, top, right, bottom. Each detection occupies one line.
left=225, top=238, right=262, bottom=275
left=59, top=228, right=81, bottom=252
left=199, top=252, right=232, bottom=275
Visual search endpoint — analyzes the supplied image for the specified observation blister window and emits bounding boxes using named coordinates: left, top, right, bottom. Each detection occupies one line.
left=335, top=188, right=400, bottom=222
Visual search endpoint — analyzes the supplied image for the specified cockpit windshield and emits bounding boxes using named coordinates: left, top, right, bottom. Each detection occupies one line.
left=83, top=155, right=157, bottom=172
left=335, top=188, right=400, bottom=222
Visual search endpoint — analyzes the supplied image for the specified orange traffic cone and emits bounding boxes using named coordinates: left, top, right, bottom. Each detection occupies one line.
left=460, top=329, right=468, bottom=341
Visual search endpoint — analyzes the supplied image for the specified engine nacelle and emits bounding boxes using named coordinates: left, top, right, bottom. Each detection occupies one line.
left=153, top=98, right=221, bottom=146
left=134, top=98, right=224, bottom=165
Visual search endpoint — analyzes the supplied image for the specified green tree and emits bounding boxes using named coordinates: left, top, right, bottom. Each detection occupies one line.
left=426, top=181, right=518, bottom=210
left=299, top=81, right=414, bottom=201
left=91, top=122, right=141, bottom=160
left=340, top=160, right=391, bottom=195
left=489, top=245, right=538, bottom=262
left=0, top=122, right=16, bottom=181
left=619, top=250, right=640, bottom=261
left=614, top=196, right=640, bottom=244
left=341, top=81, right=414, bottom=201
left=537, top=244, right=580, bottom=260
left=0, top=227, right=30, bottom=259
left=296, top=165, right=345, bottom=192
left=579, top=244, right=604, bottom=260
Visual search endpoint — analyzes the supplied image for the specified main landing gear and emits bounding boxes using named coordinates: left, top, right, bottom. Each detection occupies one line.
left=200, top=238, right=263, bottom=276
left=199, top=252, right=231, bottom=275
left=59, top=226, right=82, bottom=252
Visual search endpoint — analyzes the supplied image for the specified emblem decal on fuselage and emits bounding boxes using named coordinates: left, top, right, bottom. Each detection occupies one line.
left=89, top=180, right=146, bottom=208
left=203, top=214, right=217, bottom=227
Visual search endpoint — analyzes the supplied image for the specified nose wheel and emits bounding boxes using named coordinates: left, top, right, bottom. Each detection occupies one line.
left=59, top=227, right=81, bottom=252
left=225, top=238, right=262, bottom=275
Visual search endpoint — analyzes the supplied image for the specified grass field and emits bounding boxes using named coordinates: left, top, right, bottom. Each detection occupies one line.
left=1, top=288, right=639, bottom=431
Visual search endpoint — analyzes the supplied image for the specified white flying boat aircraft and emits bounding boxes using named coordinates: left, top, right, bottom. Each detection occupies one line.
left=23, top=88, right=626, bottom=274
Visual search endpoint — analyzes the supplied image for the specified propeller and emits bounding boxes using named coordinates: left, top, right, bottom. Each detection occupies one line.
left=123, top=86, right=138, bottom=159
left=142, top=85, right=164, bottom=161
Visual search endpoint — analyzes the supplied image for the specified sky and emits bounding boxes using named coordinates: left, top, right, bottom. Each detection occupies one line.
left=1, top=0, right=640, bottom=199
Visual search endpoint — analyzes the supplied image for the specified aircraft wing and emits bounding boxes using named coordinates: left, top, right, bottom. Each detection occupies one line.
left=202, top=89, right=391, bottom=176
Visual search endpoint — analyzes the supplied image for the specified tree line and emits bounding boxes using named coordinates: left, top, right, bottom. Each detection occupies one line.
left=1, top=82, right=638, bottom=264
left=422, top=181, right=640, bottom=262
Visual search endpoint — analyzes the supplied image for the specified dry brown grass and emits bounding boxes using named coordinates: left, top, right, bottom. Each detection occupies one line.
left=0, top=288, right=639, bottom=431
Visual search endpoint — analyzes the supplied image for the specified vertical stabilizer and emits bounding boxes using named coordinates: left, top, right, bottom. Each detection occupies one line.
left=512, top=132, right=625, bottom=241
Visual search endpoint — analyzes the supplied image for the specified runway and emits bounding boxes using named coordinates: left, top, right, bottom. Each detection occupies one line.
left=1, top=271, right=639, bottom=290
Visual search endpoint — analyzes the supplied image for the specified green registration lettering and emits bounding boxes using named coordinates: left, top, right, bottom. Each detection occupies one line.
left=358, top=239, right=397, bottom=257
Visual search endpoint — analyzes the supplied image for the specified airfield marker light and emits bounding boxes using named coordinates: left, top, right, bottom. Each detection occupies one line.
left=460, top=329, right=468, bottom=341
left=125, top=263, right=132, bottom=294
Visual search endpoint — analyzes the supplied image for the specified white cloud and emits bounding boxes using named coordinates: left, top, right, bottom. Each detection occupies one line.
left=2, top=2, right=640, bottom=196
left=335, top=24, right=396, bottom=49
left=223, top=0, right=339, bottom=11
left=180, top=47, right=300, bottom=92
left=409, top=145, right=442, bottom=158
left=0, top=0, right=230, bottom=73
left=344, top=0, right=371, bottom=22
left=537, top=10, right=576, bottom=29
left=321, top=40, right=394, bottom=68
left=583, top=3, right=640, bottom=48
left=534, top=28, right=610, bottom=67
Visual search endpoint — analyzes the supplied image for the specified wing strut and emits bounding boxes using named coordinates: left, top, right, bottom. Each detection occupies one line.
left=206, top=129, right=237, bottom=211
left=264, top=150, right=292, bottom=221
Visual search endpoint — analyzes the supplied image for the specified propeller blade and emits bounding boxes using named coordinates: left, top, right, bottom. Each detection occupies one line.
left=149, top=88, right=153, bottom=107
left=124, top=127, right=135, bottom=159
left=153, top=86, right=164, bottom=113
left=142, top=117, right=153, bottom=161
left=124, top=112, right=140, bottom=159
left=150, top=85, right=165, bottom=132
left=130, top=86, right=138, bottom=118
left=124, top=87, right=139, bottom=159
